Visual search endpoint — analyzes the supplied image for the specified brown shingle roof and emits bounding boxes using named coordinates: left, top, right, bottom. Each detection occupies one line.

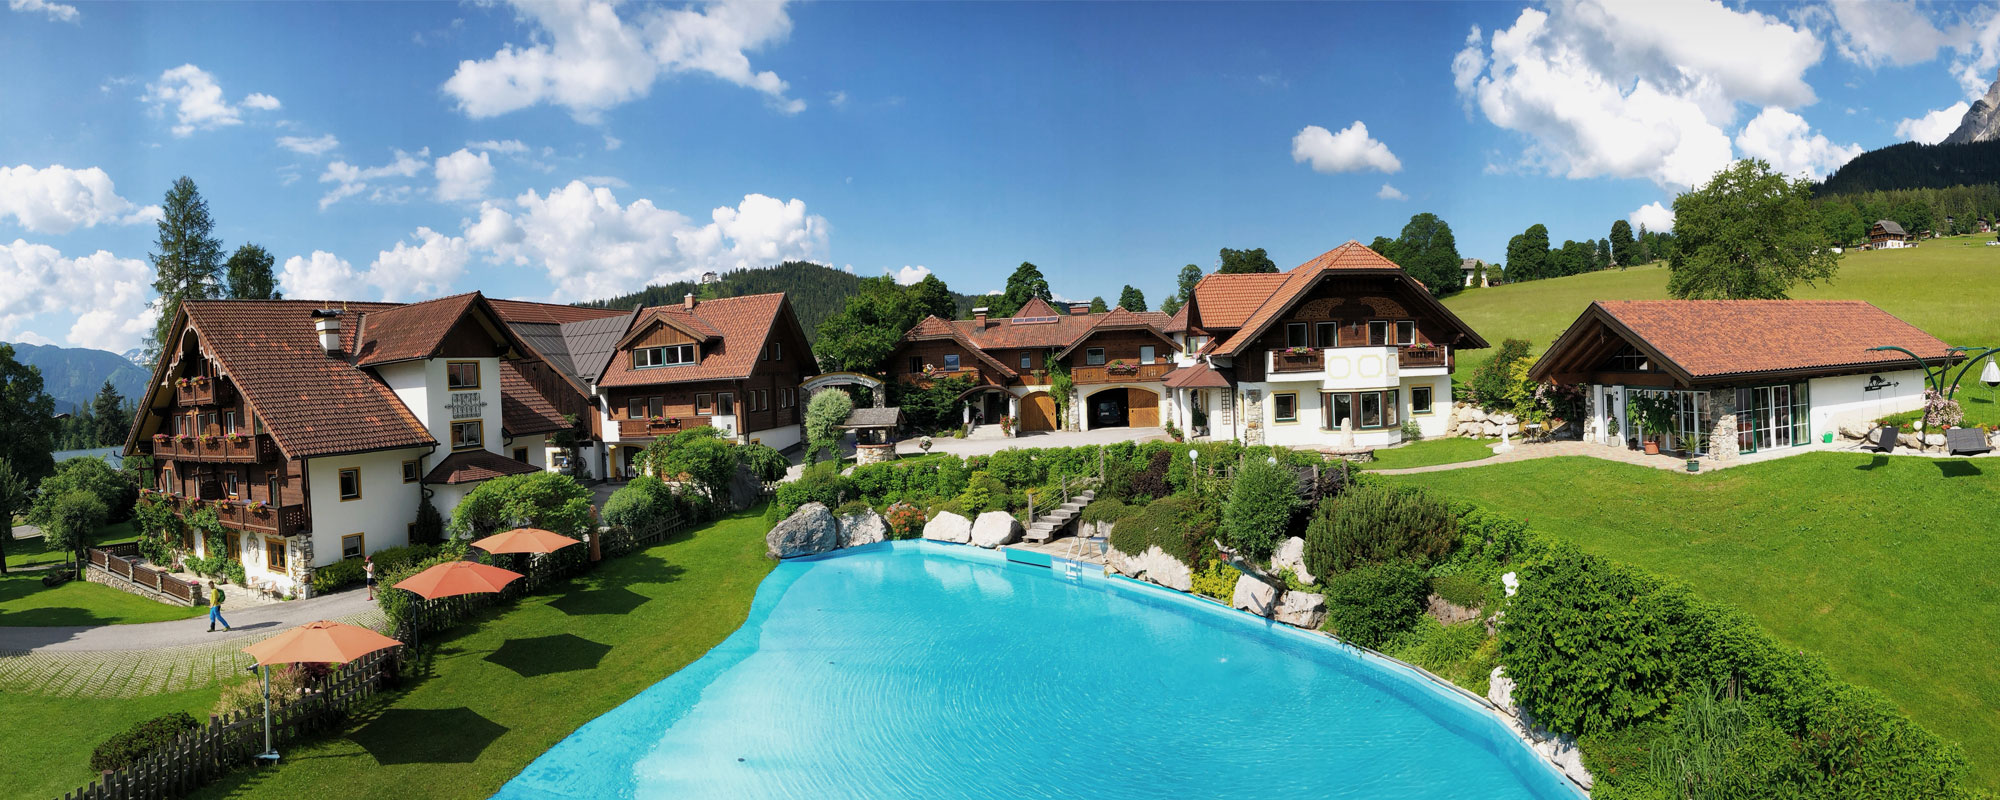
left=422, top=449, right=540, bottom=485
left=181, top=300, right=436, bottom=459
left=1054, top=307, right=1178, bottom=359
left=1161, top=304, right=1190, bottom=333
left=905, top=315, right=1020, bottom=378
left=1012, top=297, right=1062, bottom=319
left=1567, top=300, right=1953, bottom=382
left=595, top=293, right=802, bottom=388
left=499, top=360, right=569, bottom=437
left=352, top=293, right=481, bottom=366
left=1162, top=363, right=1233, bottom=389
left=1209, top=241, right=1488, bottom=355
left=486, top=298, right=629, bottom=325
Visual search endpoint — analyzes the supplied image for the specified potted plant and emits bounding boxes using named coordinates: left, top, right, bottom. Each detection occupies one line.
left=1628, top=392, right=1676, bottom=455
left=1000, top=415, right=1014, bottom=436
left=1282, top=345, right=1315, bottom=356
left=1107, top=359, right=1138, bottom=376
left=228, top=432, right=250, bottom=445
left=177, top=434, right=196, bottom=445
left=175, top=377, right=190, bottom=389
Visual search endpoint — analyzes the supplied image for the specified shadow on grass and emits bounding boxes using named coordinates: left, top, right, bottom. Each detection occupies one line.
left=1854, top=456, right=1890, bottom=471
left=347, top=707, right=508, bottom=765
left=1937, top=460, right=1983, bottom=478
left=485, top=633, right=611, bottom=678
left=547, top=584, right=654, bottom=616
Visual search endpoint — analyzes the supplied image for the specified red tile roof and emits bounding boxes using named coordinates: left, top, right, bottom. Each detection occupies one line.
left=922, top=308, right=1174, bottom=354
left=486, top=298, right=629, bottom=325
left=1012, top=297, right=1062, bottom=319
left=353, top=293, right=481, bottom=366
left=1162, top=363, right=1234, bottom=389
left=595, top=293, right=802, bottom=388
left=1572, top=300, right=1954, bottom=381
left=1203, top=241, right=1488, bottom=356
left=1189, top=273, right=1289, bottom=330
left=1161, top=304, right=1190, bottom=333
left=904, top=315, right=1020, bottom=379
left=499, top=360, right=570, bottom=437
left=422, top=449, right=540, bottom=485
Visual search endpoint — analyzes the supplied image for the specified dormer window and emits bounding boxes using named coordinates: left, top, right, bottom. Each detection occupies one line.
left=447, top=361, right=480, bottom=390
left=635, top=344, right=695, bottom=368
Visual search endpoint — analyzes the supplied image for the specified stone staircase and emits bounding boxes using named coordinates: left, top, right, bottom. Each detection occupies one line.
left=965, top=424, right=1008, bottom=441
left=1024, top=488, right=1094, bottom=542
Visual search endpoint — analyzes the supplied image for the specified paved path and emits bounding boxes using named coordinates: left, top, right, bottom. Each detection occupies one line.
left=1369, top=437, right=1885, bottom=476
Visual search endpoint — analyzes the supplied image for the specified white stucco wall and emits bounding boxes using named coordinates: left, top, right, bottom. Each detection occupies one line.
left=305, top=448, right=427, bottom=570
left=1809, top=368, right=1926, bottom=433
left=377, top=357, right=503, bottom=449
left=745, top=422, right=802, bottom=451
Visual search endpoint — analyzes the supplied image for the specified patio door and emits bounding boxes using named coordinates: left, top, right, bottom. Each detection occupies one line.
left=1736, top=383, right=1810, bottom=454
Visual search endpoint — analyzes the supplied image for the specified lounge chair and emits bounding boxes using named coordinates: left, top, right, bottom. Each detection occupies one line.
left=1947, top=428, right=1993, bottom=456
left=1868, top=426, right=1897, bottom=453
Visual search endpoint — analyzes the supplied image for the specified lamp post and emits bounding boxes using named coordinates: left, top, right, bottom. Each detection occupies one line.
left=1865, top=345, right=2000, bottom=438
left=1188, top=448, right=1200, bottom=496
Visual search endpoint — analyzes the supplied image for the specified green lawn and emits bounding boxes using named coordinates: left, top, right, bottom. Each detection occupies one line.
left=0, top=571, right=206, bottom=626
left=184, top=506, right=776, bottom=799
left=5, top=688, right=224, bottom=800
left=1360, top=436, right=1496, bottom=470
left=5, top=519, right=140, bottom=570
left=1383, top=453, right=2000, bottom=788
left=1447, top=237, right=2000, bottom=380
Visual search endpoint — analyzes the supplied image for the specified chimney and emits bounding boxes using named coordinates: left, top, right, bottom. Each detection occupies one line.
left=1072, top=303, right=1091, bottom=316
left=312, top=309, right=343, bottom=355
left=683, top=292, right=696, bottom=311
left=972, top=306, right=988, bottom=328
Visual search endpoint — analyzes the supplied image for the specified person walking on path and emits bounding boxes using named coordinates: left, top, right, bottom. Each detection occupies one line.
left=207, top=581, right=231, bottom=632
left=364, top=556, right=376, bottom=600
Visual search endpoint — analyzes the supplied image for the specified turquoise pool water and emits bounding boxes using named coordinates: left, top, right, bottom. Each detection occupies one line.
left=497, top=542, right=1581, bottom=799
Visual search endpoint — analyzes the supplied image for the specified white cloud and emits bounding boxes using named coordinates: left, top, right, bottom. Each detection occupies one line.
left=433, top=148, right=495, bottom=202
left=828, top=90, right=848, bottom=108
left=0, top=164, right=161, bottom=235
left=1630, top=201, right=1675, bottom=232
left=443, top=0, right=803, bottom=122
left=276, top=134, right=340, bottom=156
left=578, top=175, right=630, bottom=188
left=1896, top=101, right=1970, bottom=144
left=472, top=182, right=827, bottom=301
left=277, top=251, right=360, bottom=299
left=1290, top=121, right=1402, bottom=174
left=369, top=227, right=470, bottom=299
left=891, top=265, right=931, bottom=285
left=1455, top=0, right=1824, bottom=189
left=1377, top=183, right=1408, bottom=200
left=468, top=139, right=529, bottom=154
left=9, top=0, right=78, bottom=22
left=602, top=133, right=622, bottom=151
left=0, top=239, right=155, bottom=352
left=1821, top=0, right=1952, bottom=68
left=141, top=64, right=279, bottom=137
left=1952, top=9, right=2000, bottom=98
left=10, top=329, right=53, bottom=346
left=318, top=148, right=429, bottom=209
left=1733, top=107, right=1863, bottom=180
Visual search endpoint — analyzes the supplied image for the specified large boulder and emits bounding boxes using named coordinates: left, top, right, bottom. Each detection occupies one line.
left=1107, top=545, right=1192, bottom=591
left=969, top=511, right=1023, bottom=548
left=1271, top=537, right=1315, bottom=585
left=766, top=502, right=839, bottom=559
left=922, top=511, right=973, bottom=544
left=1426, top=593, right=1480, bottom=625
left=1488, top=665, right=1517, bottom=714
left=1274, top=591, right=1325, bottom=629
left=838, top=509, right=888, bottom=548
left=727, top=463, right=764, bottom=512
left=1231, top=573, right=1278, bottom=618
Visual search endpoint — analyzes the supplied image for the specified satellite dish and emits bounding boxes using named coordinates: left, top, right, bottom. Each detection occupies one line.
left=1982, top=358, right=2000, bottom=388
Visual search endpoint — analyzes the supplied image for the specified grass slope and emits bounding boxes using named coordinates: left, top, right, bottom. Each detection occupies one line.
left=1447, top=235, right=2000, bottom=381
left=1383, top=453, right=2000, bottom=787
left=5, top=520, right=139, bottom=570
left=0, top=571, right=206, bottom=626
left=1360, top=437, right=1497, bottom=471
left=5, top=688, right=224, bottom=799
left=188, top=507, right=776, bottom=799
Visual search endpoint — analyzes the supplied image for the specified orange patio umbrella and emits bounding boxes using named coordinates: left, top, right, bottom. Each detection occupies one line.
left=392, top=560, right=524, bottom=600
left=470, top=527, right=582, bottom=555
left=240, top=620, right=403, bottom=763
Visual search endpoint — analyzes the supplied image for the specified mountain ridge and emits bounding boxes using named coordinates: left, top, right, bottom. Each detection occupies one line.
left=3, top=341, right=151, bottom=413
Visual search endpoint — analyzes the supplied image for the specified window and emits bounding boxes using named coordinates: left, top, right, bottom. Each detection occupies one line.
left=402, top=460, right=420, bottom=483
left=908, top=356, right=923, bottom=374
left=225, top=473, right=240, bottom=499
left=447, top=361, right=481, bottom=390
left=1020, top=352, right=1033, bottom=370
left=1360, top=392, right=1382, bottom=428
left=758, top=389, right=769, bottom=411
left=1273, top=392, right=1298, bottom=423
left=1412, top=386, right=1434, bottom=415
left=1315, top=322, right=1338, bottom=348
left=255, top=415, right=266, bottom=435
left=1325, top=390, right=1400, bottom=429
left=760, top=344, right=770, bottom=361
left=451, top=419, right=484, bottom=450
left=1140, top=346, right=1156, bottom=365
left=341, top=533, right=364, bottom=561
left=338, top=468, right=361, bottom=501
left=634, top=344, right=695, bottom=368
left=513, top=447, right=529, bottom=463
left=1606, top=345, right=1651, bottom=372
left=628, top=398, right=645, bottom=419
left=1286, top=323, right=1309, bottom=347
left=943, top=354, right=961, bottom=370
left=223, top=411, right=238, bottom=434
left=1397, top=321, right=1416, bottom=346
left=648, top=397, right=663, bottom=419
left=267, top=473, right=281, bottom=503
left=717, top=392, right=735, bottom=415
left=696, top=394, right=713, bottom=415
left=782, top=388, right=793, bottom=408
left=1331, top=393, right=1353, bottom=429
left=1368, top=320, right=1389, bottom=346
left=203, top=412, right=218, bottom=432
left=772, top=342, right=781, bottom=361
left=162, top=467, right=174, bottom=492
left=265, top=539, right=287, bottom=573
left=1086, top=347, right=1106, bottom=366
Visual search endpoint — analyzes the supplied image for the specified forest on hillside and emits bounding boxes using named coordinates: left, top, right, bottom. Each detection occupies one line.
left=1812, top=184, right=2000, bottom=244
left=581, top=261, right=983, bottom=341
left=1816, top=139, right=2000, bottom=196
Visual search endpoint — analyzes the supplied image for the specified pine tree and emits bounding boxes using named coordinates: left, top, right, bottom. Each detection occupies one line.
left=1609, top=219, right=1635, bottom=267
left=223, top=243, right=281, bottom=300
left=148, top=177, right=224, bottom=355
left=90, top=380, right=128, bottom=448
left=1116, top=285, right=1147, bottom=312
left=1595, top=238, right=1611, bottom=271
left=1088, top=296, right=1109, bottom=313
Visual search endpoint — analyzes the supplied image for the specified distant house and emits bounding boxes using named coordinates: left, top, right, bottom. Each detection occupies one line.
left=1868, top=220, right=1908, bottom=249
left=699, top=271, right=719, bottom=285
left=1981, top=218, right=1994, bottom=233
left=1459, top=258, right=1489, bottom=288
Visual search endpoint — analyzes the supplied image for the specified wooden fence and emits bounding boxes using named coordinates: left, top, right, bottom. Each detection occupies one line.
left=88, top=546, right=198, bottom=605
left=58, top=648, right=399, bottom=800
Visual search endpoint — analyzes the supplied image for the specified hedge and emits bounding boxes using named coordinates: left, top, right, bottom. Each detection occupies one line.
left=1321, top=562, right=1428, bottom=649
left=310, top=558, right=365, bottom=594
left=91, top=712, right=199, bottom=773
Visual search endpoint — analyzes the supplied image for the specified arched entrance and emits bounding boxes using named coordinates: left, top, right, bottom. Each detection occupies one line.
left=1019, top=391, right=1057, bottom=432
left=1086, top=387, right=1159, bottom=429
left=800, top=372, right=887, bottom=407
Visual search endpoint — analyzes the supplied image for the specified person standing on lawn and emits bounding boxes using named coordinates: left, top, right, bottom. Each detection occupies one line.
left=208, top=581, right=230, bottom=632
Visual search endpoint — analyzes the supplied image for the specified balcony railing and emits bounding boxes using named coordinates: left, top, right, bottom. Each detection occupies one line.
left=1072, top=362, right=1174, bottom=384
left=618, top=418, right=691, bottom=439
left=1398, top=346, right=1449, bottom=369
left=149, top=433, right=278, bottom=463
left=1270, top=349, right=1325, bottom=373
left=173, top=377, right=233, bottom=406
left=147, top=493, right=310, bottom=537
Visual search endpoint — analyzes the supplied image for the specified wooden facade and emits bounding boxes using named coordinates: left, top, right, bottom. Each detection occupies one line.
left=145, top=339, right=312, bottom=540
left=1235, top=277, right=1459, bottom=382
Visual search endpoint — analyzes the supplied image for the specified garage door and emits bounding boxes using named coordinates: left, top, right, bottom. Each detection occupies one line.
left=1126, top=388, right=1159, bottom=427
left=1020, top=392, right=1057, bottom=431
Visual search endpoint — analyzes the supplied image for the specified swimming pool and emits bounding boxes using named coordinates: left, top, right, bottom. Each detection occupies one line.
left=497, top=542, right=1582, bottom=799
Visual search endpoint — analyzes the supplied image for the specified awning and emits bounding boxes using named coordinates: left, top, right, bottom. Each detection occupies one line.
left=1163, top=363, right=1233, bottom=389
left=423, top=449, right=541, bottom=485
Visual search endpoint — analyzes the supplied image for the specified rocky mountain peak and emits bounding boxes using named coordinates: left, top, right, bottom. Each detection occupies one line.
left=1942, top=70, right=2000, bottom=145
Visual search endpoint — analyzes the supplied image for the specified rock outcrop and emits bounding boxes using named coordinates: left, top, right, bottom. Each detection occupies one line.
left=1231, top=573, right=1278, bottom=617
left=1274, top=591, right=1325, bottom=629
left=969, top=511, right=1023, bottom=548
left=1106, top=545, right=1193, bottom=591
left=1426, top=593, right=1481, bottom=625
left=922, top=511, right=973, bottom=544
left=837, top=509, right=888, bottom=548
left=766, top=502, right=839, bottom=558
left=1271, top=537, right=1315, bottom=586
left=1945, top=71, right=2000, bottom=145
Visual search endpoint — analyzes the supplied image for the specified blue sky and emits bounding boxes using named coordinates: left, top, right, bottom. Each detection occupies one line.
left=2, top=0, right=1995, bottom=353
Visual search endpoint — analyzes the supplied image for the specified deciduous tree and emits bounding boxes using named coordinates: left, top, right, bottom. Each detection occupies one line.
left=1506, top=224, right=1550, bottom=281
left=1392, top=213, right=1463, bottom=296
left=1668, top=158, right=1839, bottom=300
left=0, top=459, right=26, bottom=575
left=1088, top=296, right=1108, bottom=313
left=1217, top=247, right=1277, bottom=274
left=996, top=262, right=1053, bottom=316
left=0, top=344, right=56, bottom=483
left=223, top=243, right=281, bottom=300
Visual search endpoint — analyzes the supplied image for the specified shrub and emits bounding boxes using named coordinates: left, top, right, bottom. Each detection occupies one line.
left=1078, top=497, right=1132, bottom=527
left=90, top=712, right=200, bottom=773
left=1109, top=494, right=1196, bottom=564
left=1220, top=458, right=1298, bottom=560
left=1467, top=337, right=1532, bottom=410
left=804, top=389, right=855, bottom=463
left=1190, top=560, right=1237, bottom=600
left=446, top=471, right=594, bottom=540
left=1321, top=562, right=1428, bottom=649
left=1399, top=418, right=1423, bottom=442
left=1301, top=483, right=1457, bottom=579
left=311, top=558, right=366, bottom=594
left=1384, top=616, right=1493, bottom=691
left=211, top=665, right=310, bottom=719
left=37, top=488, right=108, bottom=568
left=1501, top=546, right=1678, bottom=735
left=771, top=461, right=851, bottom=521
left=1129, top=448, right=1172, bottom=500
left=739, top=443, right=790, bottom=483
left=603, top=476, right=680, bottom=535
left=1429, top=573, right=1490, bottom=611
left=833, top=499, right=871, bottom=518
left=884, top=501, right=927, bottom=539
left=368, top=543, right=439, bottom=574
left=409, top=493, right=444, bottom=546
left=956, top=471, right=1007, bottom=515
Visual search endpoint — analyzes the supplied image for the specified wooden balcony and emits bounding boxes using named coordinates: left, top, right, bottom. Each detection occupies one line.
left=618, top=418, right=691, bottom=439
left=1398, top=346, right=1449, bottom=369
left=150, top=433, right=278, bottom=463
left=174, top=377, right=233, bottom=406
left=1270, top=349, right=1325, bottom=374
left=1072, top=362, right=1174, bottom=384
left=901, top=367, right=985, bottom=386
left=149, top=493, right=310, bottom=537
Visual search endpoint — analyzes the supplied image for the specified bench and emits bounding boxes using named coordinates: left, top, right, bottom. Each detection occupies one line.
left=1947, top=427, right=1993, bottom=456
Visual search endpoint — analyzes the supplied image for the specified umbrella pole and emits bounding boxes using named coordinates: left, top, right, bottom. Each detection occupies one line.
left=256, top=664, right=280, bottom=762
